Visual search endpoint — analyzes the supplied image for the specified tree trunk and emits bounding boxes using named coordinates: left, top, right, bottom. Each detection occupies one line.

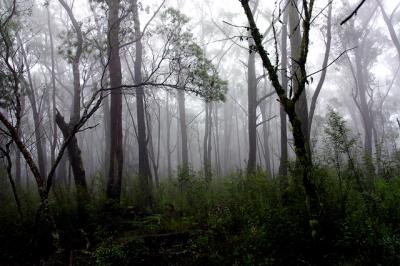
left=166, top=93, right=172, bottom=178
left=222, top=100, right=232, bottom=175
left=16, top=34, right=48, bottom=178
left=354, top=46, right=374, bottom=170
left=204, top=102, right=213, bottom=181
left=289, top=0, right=310, bottom=151
left=260, top=100, right=272, bottom=177
left=279, top=5, right=288, bottom=177
left=106, top=0, right=124, bottom=200
left=133, top=0, right=153, bottom=207
left=55, top=113, right=88, bottom=199
left=308, top=1, right=332, bottom=133
left=57, top=0, right=89, bottom=198
left=47, top=7, right=58, bottom=178
left=177, top=90, right=189, bottom=169
left=247, top=38, right=257, bottom=174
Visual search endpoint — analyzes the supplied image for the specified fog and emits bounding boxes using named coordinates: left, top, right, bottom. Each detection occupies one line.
left=1, top=0, right=400, bottom=263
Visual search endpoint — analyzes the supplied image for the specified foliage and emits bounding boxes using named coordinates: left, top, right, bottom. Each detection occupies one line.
left=2, top=165, right=400, bottom=265
left=157, top=8, right=228, bottom=102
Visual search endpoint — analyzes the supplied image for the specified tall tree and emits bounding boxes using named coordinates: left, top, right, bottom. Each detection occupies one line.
left=133, top=0, right=153, bottom=207
left=55, top=0, right=88, bottom=200
left=279, top=3, right=289, bottom=177
left=377, top=1, right=400, bottom=59
left=289, top=0, right=311, bottom=152
left=240, top=0, right=320, bottom=238
left=106, top=0, right=124, bottom=200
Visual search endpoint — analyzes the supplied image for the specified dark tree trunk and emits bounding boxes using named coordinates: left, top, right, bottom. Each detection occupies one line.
left=57, top=0, right=89, bottom=198
left=55, top=113, right=88, bottom=199
left=133, top=0, right=153, bottom=207
left=289, top=0, right=310, bottom=152
left=106, top=0, right=124, bottom=200
left=241, top=0, right=321, bottom=238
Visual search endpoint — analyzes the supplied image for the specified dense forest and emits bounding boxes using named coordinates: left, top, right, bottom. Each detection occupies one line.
left=1, top=0, right=400, bottom=264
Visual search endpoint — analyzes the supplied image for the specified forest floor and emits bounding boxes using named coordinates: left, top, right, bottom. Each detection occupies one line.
left=1, top=170, right=400, bottom=265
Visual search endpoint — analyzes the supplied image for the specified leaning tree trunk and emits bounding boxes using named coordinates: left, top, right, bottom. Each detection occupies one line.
left=16, top=34, right=48, bottom=178
left=57, top=0, right=89, bottom=200
left=55, top=113, right=88, bottom=199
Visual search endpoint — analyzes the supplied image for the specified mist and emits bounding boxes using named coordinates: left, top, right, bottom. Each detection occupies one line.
left=1, top=0, right=400, bottom=264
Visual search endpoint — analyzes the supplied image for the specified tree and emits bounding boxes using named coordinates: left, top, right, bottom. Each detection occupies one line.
left=132, top=0, right=153, bottom=208
left=158, top=8, right=227, bottom=177
left=0, top=0, right=105, bottom=250
left=56, top=0, right=89, bottom=201
left=377, top=1, right=400, bottom=60
left=106, top=0, right=124, bottom=201
left=240, top=0, right=320, bottom=237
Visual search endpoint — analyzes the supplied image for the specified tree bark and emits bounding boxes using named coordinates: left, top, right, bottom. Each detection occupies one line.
left=247, top=38, right=258, bottom=174
left=279, top=5, right=288, bottom=177
left=204, top=102, right=213, bottom=181
left=55, top=112, right=88, bottom=199
left=177, top=90, right=189, bottom=169
left=289, top=0, right=311, bottom=152
left=240, top=0, right=320, bottom=238
left=106, top=0, right=124, bottom=200
left=57, top=0, right=89, bottom=198
left=133, top=0, right=153, bottom=207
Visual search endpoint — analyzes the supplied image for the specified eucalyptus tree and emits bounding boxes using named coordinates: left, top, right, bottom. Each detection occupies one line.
left=55, top=0, right=89, bottom=200
left=239, top=0, right=320, bottom=237
left=105, top=0, right=124, bottom=201
left=157, top=8, right=227, bottom=176
left=338, top=2, right=382, bottom=173
left=0, top=0, right=105, bottom=250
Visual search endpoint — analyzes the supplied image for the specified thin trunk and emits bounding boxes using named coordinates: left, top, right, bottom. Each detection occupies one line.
left=47, top=7, right=58, bottom=177
left=166, top=93, right=172, bottom=177
left=308, top=1, right=332, bottom=132
left=247, top=38, right=257, bottom=174
left=16, top=34, right=48, bottom=178
left=204, top=102, right=213, bottom=181
left=223, top=101, right=232, bottom=175
left=260, top=100, right=272, bottom=177
left=279, top=1, right=289, bottom=177
left=177, top=90, right=189, bottom=168
left=213, top=104, right=222, bottom=177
